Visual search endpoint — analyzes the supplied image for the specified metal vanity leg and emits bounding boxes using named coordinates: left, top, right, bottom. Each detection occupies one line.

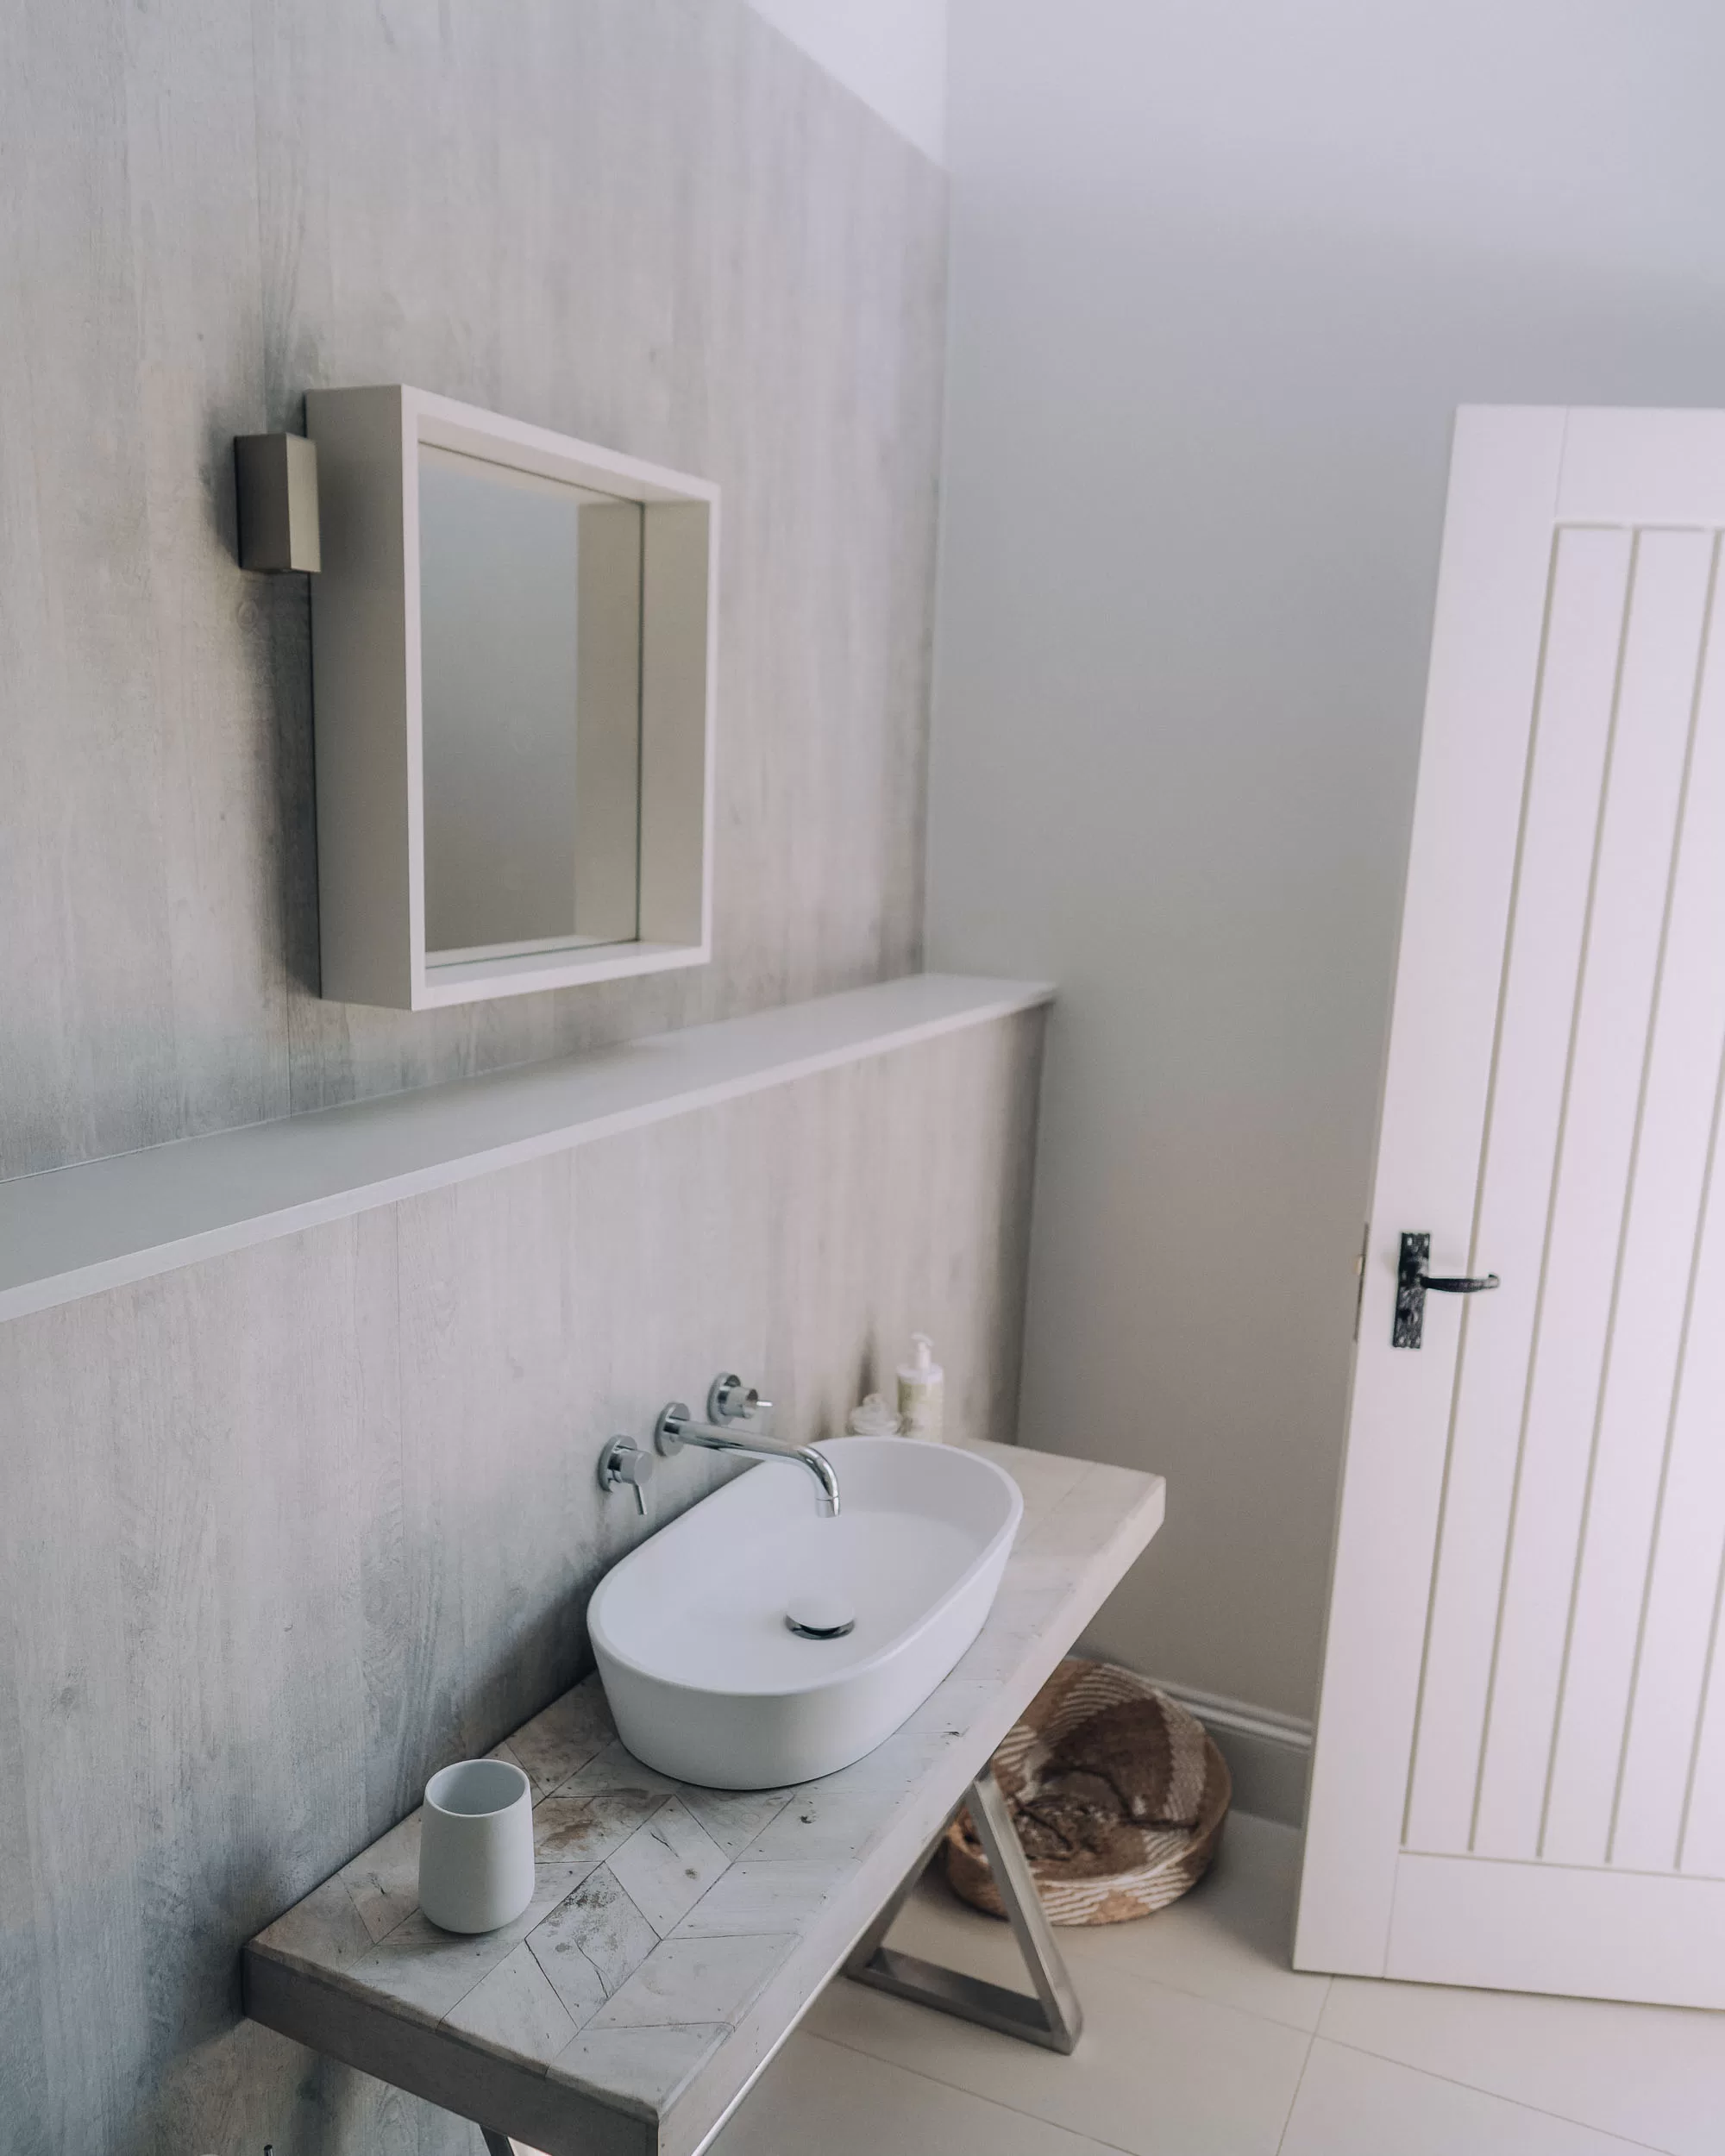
left=844, top=1765, right=1083, bottom=2054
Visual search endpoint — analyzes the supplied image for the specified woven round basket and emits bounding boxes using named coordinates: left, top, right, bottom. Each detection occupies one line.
left=944, top=1658, right=1231, bottom=1926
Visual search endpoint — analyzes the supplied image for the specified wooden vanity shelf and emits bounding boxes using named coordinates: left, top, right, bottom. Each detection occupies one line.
left=243, top=1441, right=1164, bottom=2156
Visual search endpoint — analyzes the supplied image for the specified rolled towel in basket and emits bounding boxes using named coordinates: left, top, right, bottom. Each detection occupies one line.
left=945, top=1658, right=1231, bottom=1923
left=1013, top=1695, right=1210, bottom=1862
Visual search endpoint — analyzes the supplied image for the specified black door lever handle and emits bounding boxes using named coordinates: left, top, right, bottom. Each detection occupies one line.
left=1394, top=1232, right=1500, bottom=1349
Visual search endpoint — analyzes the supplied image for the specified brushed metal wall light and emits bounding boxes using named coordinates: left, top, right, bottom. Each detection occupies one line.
left=234, top=432, right=321, bottom=573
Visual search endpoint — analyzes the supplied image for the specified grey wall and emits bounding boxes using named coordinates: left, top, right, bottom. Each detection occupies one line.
left=0, top=6, right=1027, bottom=2152
left=0, top=1014, right=1043, bottom=2155
left=930, top=0, right=1725, bottom=1722
left=0, top=0, right=945, bottom=1181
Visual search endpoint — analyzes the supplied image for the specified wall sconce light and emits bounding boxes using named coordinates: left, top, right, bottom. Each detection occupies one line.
left=234, top=432, right=321, bottom=573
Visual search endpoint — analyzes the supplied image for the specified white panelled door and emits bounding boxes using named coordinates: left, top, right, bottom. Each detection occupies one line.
left=1296, top=407, right=1725, bottom=2007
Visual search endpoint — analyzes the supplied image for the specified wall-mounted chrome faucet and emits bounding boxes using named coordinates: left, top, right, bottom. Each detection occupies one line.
left=656, top=1373, right=841, bottom=1517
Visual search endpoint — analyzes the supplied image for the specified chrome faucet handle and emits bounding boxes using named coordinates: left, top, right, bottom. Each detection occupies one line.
left=599, top=1435, right=656, bottom=1516
left=707, top=1373, right=770, bottom=1426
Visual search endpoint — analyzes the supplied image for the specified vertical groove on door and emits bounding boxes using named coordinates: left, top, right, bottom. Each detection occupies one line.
left=1542, top=534, right=1723, bottom=1862
left=1474, top=530, right=1713, bottom=1859
left=1401, top=530, right=1565, bottom=1848
left=1402, top=527, right=1632, bottom=1856
left=1677, top=1108, right=1725, bottom=1870
left=1642, top=555, right=1725, bottom=1872
left=1642, top=1033, right=1725, bottom=1870
left=1605, top=540, right=1725, bottom=1865
left=1466, top=533, right=1643, bottom=1857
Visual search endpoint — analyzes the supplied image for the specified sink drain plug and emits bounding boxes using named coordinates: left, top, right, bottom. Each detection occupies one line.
left=785, top=1591, right=856, bottom=1640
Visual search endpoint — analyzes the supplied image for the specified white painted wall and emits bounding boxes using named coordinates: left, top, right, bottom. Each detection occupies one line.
left=930, top=0, right=1725, bottom=1722
left=748, top=0, right=947, bottom=164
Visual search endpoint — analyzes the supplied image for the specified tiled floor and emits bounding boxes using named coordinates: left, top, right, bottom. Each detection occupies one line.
left=712, top=1813, right=1725, bottom=2155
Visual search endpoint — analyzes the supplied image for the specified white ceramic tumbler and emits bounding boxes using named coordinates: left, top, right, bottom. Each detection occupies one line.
left=417, top=1758, right=536, bottom=1934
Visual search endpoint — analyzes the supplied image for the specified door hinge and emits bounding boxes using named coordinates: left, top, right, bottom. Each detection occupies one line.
left=1352, top=1222, right=1370, bottom=1341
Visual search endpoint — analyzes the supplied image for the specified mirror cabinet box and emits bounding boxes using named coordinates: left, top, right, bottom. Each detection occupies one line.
left=304, top=385, right=718, bottom=1009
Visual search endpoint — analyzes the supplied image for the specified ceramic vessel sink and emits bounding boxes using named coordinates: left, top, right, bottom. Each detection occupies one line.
left=588, top=1436, right=1023, bottom=1789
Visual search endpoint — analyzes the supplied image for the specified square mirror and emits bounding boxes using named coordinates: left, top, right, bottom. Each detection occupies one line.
left=304, top=386, right=717, bottom=1010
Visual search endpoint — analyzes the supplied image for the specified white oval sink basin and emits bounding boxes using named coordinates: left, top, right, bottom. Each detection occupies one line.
left=588, top=1436, right=1023, bottom=1789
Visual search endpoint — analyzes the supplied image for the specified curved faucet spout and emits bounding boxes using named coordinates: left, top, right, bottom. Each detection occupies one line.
left=788, top=1443, right=841, bottom=1518
left=655, top=1406, right=841, bottom=1518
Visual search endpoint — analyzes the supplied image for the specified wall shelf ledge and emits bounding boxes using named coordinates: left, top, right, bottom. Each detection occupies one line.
left=0, top=974, right=1052, bottom=1326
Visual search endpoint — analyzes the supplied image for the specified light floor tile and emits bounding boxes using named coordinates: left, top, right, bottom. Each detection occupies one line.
left=713, top=2030, right=1127, bottom=2156
left=1078, top=1813, right=1329, bottom=2032
left=697, top=1803, right=1725, bottom=2156
left=1320, top=1970, right=1725, bottom=2156
left=806, top=1947, right=1308, bottom=2155
left=888, top=1814, right=1329, bottom=2034
left=1280, top=2040, right=1665, bottom=2156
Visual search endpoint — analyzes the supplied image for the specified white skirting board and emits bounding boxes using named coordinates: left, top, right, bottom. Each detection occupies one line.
left=1152, top=1680, right=1314, bottom=1829
left=0, top=973, right=1051, bottom=1325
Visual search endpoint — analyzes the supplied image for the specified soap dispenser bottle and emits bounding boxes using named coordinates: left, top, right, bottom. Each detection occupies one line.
left=896, top=1333, right=944, bottom=1440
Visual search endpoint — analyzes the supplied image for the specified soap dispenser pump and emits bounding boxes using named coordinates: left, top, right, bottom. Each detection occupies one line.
left=896, top=1332, right=944, bottom=1440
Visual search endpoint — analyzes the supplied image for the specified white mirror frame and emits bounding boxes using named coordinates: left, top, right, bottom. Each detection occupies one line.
left=304, top=385, right=718, bottom=1010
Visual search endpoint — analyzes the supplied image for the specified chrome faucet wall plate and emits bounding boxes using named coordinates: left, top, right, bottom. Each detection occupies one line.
left=598, top=1434, right=656, bottom=1514
left=707, top=1372, right=766, bottom=1424
left=654, top=1402, right=693, bottom=1457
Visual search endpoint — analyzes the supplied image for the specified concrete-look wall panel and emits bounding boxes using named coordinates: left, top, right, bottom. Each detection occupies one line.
left=0, top=3, right=973, bottom=2147
left=0, top=1010, right=1043, bottom=2153
left=0, top=0, right=946, bottom=1179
